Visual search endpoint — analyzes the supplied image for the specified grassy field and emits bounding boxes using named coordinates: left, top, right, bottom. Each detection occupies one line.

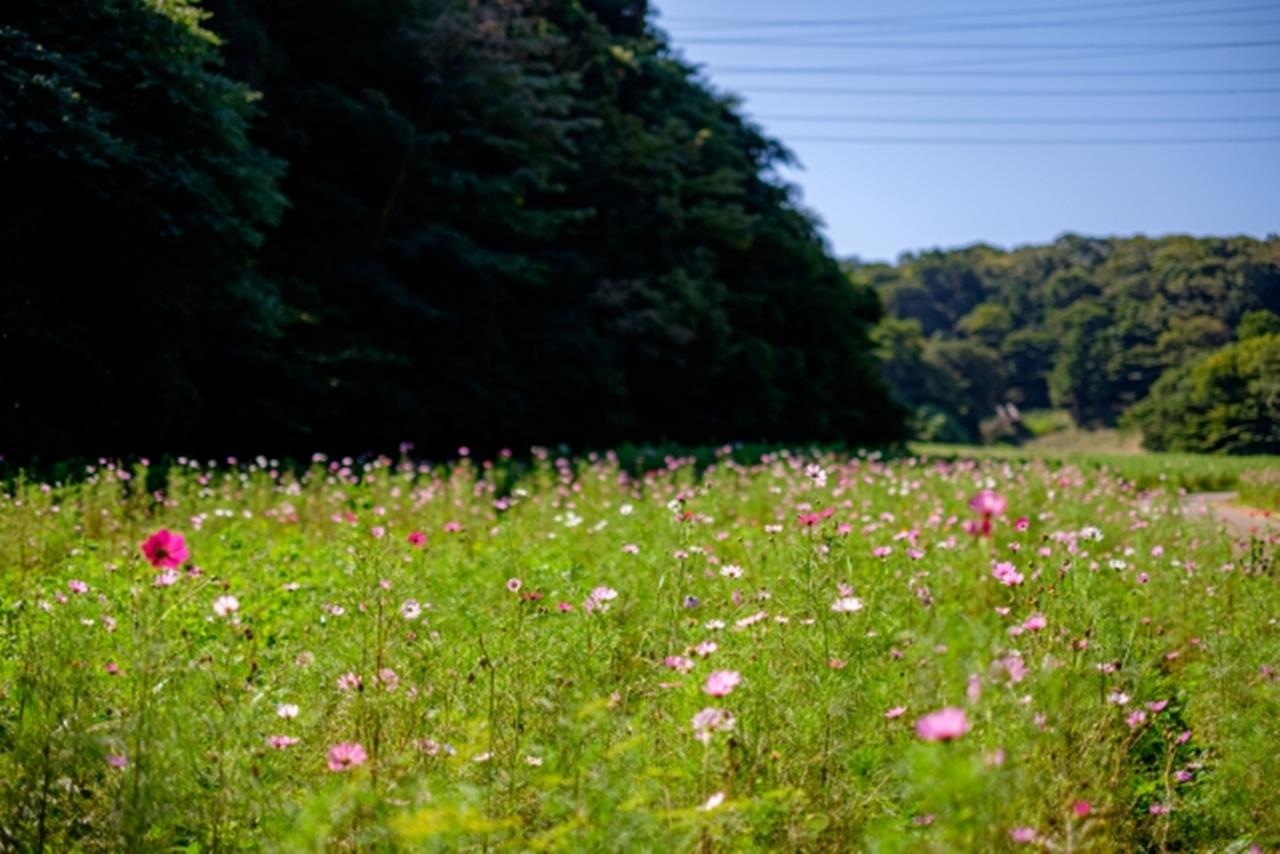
left=1239, top=469, right=1280, bottom=512
left=913, top=442, right=1280, bottom=493
left=1, top=449, right=1278, bottom=850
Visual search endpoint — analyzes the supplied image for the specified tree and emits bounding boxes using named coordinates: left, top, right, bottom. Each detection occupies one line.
left=1, top=0, right=287, bottom=458
left=1125, top=334, right=1280, bottom=454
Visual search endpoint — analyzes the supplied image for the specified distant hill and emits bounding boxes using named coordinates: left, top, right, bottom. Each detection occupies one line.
left=850, top=234, right=1280, bottom=448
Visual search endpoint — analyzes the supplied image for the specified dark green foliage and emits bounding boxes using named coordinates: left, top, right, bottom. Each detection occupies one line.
left=1, top=0, right=902, bottom=460
left=1123, top=333, right=1280, bottom=454
left=1, top=0, right=289, bottom=456
left=860, top=234, right=1280, bottom=444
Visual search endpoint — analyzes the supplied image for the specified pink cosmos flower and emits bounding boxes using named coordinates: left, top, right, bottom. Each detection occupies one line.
left=915, top=707, right=970, bottom=742
left=154, top=569, right=179, bottom=587
left=1022, top=613, right=1047, bottom=631
left=831, top=596, right=864, bottom=613
left=884, top=706, right=907, bottom=719
left=664, top=655, right=694, bottom=673
left=1000, top=655, right=1028, bottom=683
left=691, top=707, right=736, bottom=743
left=992, top=562, right=1024, bottom=586
left=872, top=546, right=892, bottom=558
left=336, top=672, right=362, bottom=692
left=1015, top=516, right=1030, bottom=532
left=1073, top=800, right=1092, bottom=817
left=267, top=735, right=299, bottom=750
left=1010, top=827, right=1037, bottom=844
left=703, top=670, right=742, bottom=697
left=968, top=490, right=1007, bottom=536
left=1149, top=803, right=1171, bottom=815
left=694, top=641, right=718, bottom=657
left=327, top=742, right=367, bottom=771
left=107, top=754, right=127, bottom=769
left=1146, top=699, right=1169, bottom=713
left=506, top=578, right=522, bottom=593
left=142, top=529, right=189, bottom=568
left=68, top=579, right=88, bottom=594
left=1126, top=710, right=1147, bottom=728
left=407, top=531, right=426, bottom=547
left=212, top=595, right=239, bottom=617
left=400, top=599, right=422, bottom=620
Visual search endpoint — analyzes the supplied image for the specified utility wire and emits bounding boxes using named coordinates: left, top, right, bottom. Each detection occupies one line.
left=710, top=67, right=1280, bottom=78
left=731, top=85, right=1280, bottom=96
left=663, top=0, right=1280, bottom=29
left=778, top=134, right=1280, bottom=144
left=757, top=115, right=1280, bottom=124
left=686, top=39, right=1280, bottom=53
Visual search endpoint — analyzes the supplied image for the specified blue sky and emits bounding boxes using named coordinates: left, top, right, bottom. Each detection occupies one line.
left=651, top=0, right=1280, bottom=261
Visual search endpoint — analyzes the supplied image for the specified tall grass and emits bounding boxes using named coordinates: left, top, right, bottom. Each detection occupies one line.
left=0, top=450, right=1276, bottom=850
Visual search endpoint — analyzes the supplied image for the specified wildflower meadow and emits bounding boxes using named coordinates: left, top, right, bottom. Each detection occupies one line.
left=1, top=448, right=1277, bottom=851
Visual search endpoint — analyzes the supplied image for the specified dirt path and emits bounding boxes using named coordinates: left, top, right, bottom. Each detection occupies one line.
left=1182, top=492, right=1280, bottom=539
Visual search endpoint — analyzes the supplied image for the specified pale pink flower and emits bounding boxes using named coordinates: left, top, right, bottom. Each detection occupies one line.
left=154, top=569, right=179, bottom=587
left=1126, top=710, right=1147, bottom=728
left=336, top=672, right=362, bottom=692
left=664, top=655, right=694, bottom=673
left=267, top=735, right=299, bottom=750
left=212, top=595, right=239, bottom=617
left=831, top=596, right=864, bottom=613
left=327, top=742, right=367, bottom=771
left=694, top=641, right=718, bottom=657
left=1149, top=803, right=1171, bottom=815
left=400, top=599, right=422, bottom=620
left=884, top=706, right=907, bottom=719
left=915, top=707, right=970, bottom=741
left=1009, top=827, right=1037, bottom=844
left=376, top=668, right=399, bottom=692
left=107, top=754, right=127, bottom=769
left=703, top=670, right=741, bottom=697
left=277, top=703, right=299, bottom=719
left=68, top=579, right=88, bottom=594
left=506, top=578, right=522, bottom=593
left=691, top=707, right=736, bottom=743
left=1022, top=613, right=1047, bottom=631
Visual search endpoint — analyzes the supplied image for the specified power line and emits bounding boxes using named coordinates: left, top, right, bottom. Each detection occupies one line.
left=710, top=66, right=1280, bottom=78
left=668, top=5, right=1280, bottom=35
left=663, top=0, right=1280, bottom=29
left=757, top=114, right=1280, bottom=125
left=684, top=38, right=1280, bottom=53
left=777, top=134, right=1280, bottom=144
left=730, top=85, right=1280, bottom=96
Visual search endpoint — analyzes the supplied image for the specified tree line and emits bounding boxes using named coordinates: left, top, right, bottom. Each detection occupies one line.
left=1, top=0, right=902, bottom=462
left=857, top=234, right=1280, bottom=453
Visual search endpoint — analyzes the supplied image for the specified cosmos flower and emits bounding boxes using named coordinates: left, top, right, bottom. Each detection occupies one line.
left=327, top=742, right=367, bottom=771
left=212, top=595, right=240, bottom=617
left=915, top=707, right=971, bottom=742
left=703, top=670, right=741, bottom=697
left=142, top=529, right=189, bottom=568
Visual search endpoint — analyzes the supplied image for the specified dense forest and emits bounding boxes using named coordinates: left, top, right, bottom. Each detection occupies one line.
left=856, top=235, right=1280, bottom=453
left=1, top=0, right=901, bottom=461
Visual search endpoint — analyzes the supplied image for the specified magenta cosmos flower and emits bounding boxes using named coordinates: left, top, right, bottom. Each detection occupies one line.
left=141, top=529, right=189, bottom=568
left=915, top=707, right=971, bottom=742
left=327, top=742, right=367, bottom=771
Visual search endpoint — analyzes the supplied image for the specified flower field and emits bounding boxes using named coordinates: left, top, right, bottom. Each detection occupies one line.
left=1, top=449, right=1277, bottom=850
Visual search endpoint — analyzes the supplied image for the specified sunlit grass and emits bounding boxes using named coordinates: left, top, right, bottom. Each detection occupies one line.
left=0, top=449, right=1276, bottom=850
